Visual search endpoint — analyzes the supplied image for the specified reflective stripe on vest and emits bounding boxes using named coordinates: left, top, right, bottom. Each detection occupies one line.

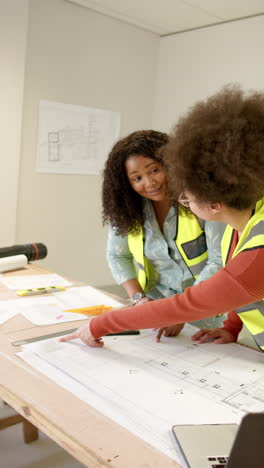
left=221, top=198, right=264, bottom=351
left=127, top=212, right=208, bottom=291
left=176, top=212, right=208, bottom=279
left=127, top=230, right=148, bottom=290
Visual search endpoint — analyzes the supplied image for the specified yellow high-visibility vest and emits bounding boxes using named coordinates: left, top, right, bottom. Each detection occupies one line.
left=221, top=198, right=264, bottom=351
left=128, top=211, right=208, bottom=291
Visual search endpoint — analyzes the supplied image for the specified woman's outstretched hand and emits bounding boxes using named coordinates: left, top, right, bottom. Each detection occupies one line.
left=192, top=327, right=236, bottom=344
left=59, top=322, right=104, bottom=347
left=156, top=323, right=185, bottom=342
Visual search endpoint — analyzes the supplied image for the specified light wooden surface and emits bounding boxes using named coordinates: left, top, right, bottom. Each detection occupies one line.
left=0, top=264, right=180, bottom=468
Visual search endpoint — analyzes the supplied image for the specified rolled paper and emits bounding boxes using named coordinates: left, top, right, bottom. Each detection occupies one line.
left=0, top=254, right=28, bottom=273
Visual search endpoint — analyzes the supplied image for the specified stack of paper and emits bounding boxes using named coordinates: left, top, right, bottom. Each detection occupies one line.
left=0, top=285, right=123, bottom=325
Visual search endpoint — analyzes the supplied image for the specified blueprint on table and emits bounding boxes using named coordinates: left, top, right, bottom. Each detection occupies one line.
left=17, top=324, right=264, bottom=465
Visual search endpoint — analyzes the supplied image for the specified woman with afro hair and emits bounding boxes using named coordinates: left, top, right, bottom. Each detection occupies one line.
left=60, top=86, right=264, bottom=353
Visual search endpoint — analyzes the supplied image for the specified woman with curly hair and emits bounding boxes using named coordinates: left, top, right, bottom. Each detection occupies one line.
left=101, top=129, right=225, bottom=338
left=61, top=86, right=264, bottom=352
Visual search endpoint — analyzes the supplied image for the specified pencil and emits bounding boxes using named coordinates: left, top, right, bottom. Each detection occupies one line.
left=107, top=330, right=140, bottom=336
left=64, top=305, right=113, bottom=316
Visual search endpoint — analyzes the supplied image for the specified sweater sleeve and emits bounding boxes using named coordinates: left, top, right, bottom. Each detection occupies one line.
left=223, top=310, right=243, bottom=340
left=90, top=248, right=264, bottom=338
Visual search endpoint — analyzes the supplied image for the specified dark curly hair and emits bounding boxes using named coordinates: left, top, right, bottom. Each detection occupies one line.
left=165, top=85, right=264, bottom=210
left=102, top=130, right=168, bottom=235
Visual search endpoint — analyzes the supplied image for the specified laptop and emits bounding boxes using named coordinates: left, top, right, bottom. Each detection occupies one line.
left=172, top=412, right=264, bottom=468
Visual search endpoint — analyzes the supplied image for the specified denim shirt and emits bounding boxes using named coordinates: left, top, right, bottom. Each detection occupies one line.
left=107, top=200, right=227, bottom=328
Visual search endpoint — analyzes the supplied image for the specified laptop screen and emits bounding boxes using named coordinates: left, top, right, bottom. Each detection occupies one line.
left=172, top=412, right=264, bottom=468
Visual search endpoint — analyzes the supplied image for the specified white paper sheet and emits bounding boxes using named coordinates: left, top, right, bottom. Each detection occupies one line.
left=17, top=325, right=264, bottom=464
left=0, top=300, right=20, bottom=324
left=0, top=274, right=72, bottom=290
left=18, top=297, right=86, bottom=325
left=16, top=286, right=124, bottom=325
left=54, top=285, right=124, bottom=309
left=36, top=100, right=120, bottom=175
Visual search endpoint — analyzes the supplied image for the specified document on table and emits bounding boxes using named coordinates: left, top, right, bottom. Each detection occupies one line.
left=11, top=286, right=124, bottom=325
left=0, top=300, right=20, bottom=324
left=17, top=324, right=264, bottom=465
left=0, top=273, right=72, bottom=290
left=0, top=295, right=85, bottom=326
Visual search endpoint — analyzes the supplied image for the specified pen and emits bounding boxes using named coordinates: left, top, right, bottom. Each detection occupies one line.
left=64, top=305, right=113, bottom=316
left=16, top=286, right=66, bottom=296
left=106, top=330, right=140, bottom=336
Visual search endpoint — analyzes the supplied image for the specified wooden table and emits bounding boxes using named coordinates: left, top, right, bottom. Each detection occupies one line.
left=0, top=264, right=180, bottom=468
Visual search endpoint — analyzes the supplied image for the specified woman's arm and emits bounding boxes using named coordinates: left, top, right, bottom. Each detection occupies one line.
left=106, top=227, right=136, bottom=285
left=106, top=227, right=150, bottom=302
left=191, top=220, right=226, bottom=329
left=223, top=310, right=243, bottom=339
left=191, top=311, right=243, bottom=344
left=107, top=226, right=141, bottom=300
left=90, top=248, right=264, bottom=338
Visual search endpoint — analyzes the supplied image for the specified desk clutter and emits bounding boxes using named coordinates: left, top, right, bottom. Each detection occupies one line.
left=0, top=243, right=123, bottom=325
left=0, top=273, right=123, bottom=325
left=0, top=242, right=47, bottom=273
left=1, top=264, right=264, bottom=468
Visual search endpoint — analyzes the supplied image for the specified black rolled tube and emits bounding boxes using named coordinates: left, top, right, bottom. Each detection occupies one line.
left=0, top=243, right=48, bottom=262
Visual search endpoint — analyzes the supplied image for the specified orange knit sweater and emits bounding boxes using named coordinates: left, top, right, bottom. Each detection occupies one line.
left=90, top=245, right=264, bottom=340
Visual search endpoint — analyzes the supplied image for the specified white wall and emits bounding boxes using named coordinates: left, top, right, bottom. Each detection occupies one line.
left=153, top=15, right=264, bottom=132
left=0, top=0, right=28, bottom=245
left=16, top=0, right=159, bottom=285
left=9, top=4, right=264, bottom=287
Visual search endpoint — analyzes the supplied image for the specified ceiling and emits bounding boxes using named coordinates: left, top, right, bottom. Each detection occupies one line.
left=66, top=0, right=264, bottom=35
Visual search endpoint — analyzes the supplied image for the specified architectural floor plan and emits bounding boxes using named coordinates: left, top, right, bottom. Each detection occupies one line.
left=18, top=325, right=264, bottom=465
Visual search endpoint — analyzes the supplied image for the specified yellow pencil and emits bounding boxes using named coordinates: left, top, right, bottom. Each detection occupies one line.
left=64, top=304, right=112, bottom=316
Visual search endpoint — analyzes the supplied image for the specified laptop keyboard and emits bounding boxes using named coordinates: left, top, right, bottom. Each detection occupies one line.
left=207, top=455, right=229, bottom=467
